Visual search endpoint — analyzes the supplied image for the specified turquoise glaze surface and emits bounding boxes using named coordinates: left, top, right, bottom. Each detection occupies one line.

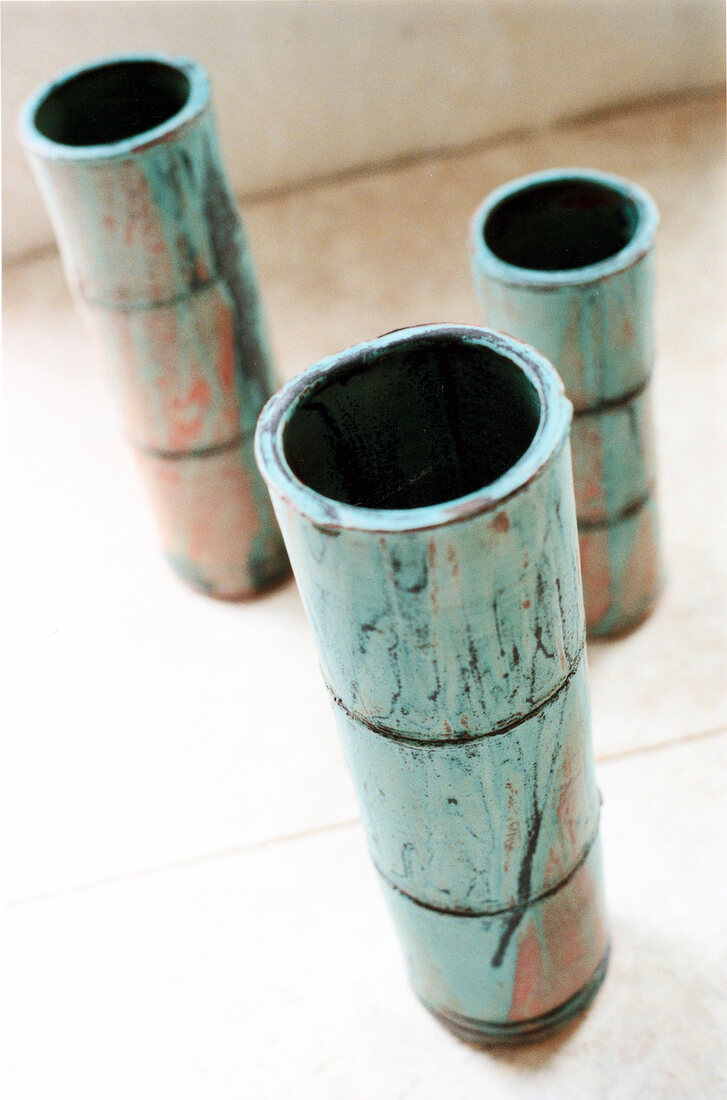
left=470, top=169, right=662, bottom=635
left=338, top=658, right=599, bottom=912
left=384, top=836, right=607, bottom=1031
left=569, top=386, right=656, bottom=524
left=20, top=54, right=288, bottom=598
left=256, top=325, right=608, bottom=1042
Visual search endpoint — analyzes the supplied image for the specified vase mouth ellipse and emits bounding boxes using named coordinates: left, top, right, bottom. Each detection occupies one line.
left=19, top=53, right=209, bottom=161
left=470, top=169, right=659, bottom=288
left=255, top=324, right=571, bottom=534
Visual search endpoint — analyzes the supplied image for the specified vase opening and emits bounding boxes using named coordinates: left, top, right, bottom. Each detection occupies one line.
left=282, top=335, right=541, bottom=511
left=32, top=59, right=191, bottom=148
left=483, top=178, right=640, bottom=272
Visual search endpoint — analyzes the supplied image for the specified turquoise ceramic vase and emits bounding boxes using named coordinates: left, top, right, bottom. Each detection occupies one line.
left=20, top=54, right=289, bottom=599
left=470, top=170, right=662, bottom=635
left=255, top=324, right=608, bottom=1043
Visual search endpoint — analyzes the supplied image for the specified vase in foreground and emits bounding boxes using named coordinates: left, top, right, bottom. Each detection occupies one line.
left=255, top=324, right=608, bottom=1043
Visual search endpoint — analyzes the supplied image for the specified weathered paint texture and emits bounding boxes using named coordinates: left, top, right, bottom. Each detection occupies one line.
left=470, top=169, right=662, bottom=635
left=255, top=325, right=608, bottom=1043
left=20, top=54, right=288, bottom=598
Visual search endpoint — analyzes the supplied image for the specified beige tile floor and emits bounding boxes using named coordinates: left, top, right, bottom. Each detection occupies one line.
left=4, top=92, right=726, bottom=1096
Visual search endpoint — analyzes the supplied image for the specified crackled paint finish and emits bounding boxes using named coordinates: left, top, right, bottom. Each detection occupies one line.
left=256, top=325, right=608, bottom=1043
left=384, top=837, right=608, bottom=1035
left=20, top=54, right=288, bottom=598
left=337, top=659, right=599, bottom=913
left=470, top=169, right=662, bottom=635
left=290, top=445, right=583, bottom=739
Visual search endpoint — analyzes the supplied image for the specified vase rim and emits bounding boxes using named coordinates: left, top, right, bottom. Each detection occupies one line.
left=470, top=168, right=659, bottom=289
left=19, top=53, right=209, bottom=162
left=255, top=323, right=572, bottom=534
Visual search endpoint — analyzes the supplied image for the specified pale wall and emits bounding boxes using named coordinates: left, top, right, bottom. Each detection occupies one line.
left=2, top=0, right=725, bottom=261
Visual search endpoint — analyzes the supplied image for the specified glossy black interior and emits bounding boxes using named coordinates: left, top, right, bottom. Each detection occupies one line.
left=34, top=60, right=190, bottom=146
left=283, top=336, right=541, bottom=510
left=484, top=179, right=639, bottom=271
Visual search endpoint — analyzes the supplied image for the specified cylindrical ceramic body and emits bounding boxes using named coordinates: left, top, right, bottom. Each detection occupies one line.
left=20, top=54, right=289, bottom=598
left=255, top=324, right=608, bottom=1044
left=470, top=169, right=662, bottom=635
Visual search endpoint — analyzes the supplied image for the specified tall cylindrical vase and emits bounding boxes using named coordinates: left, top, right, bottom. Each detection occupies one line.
left=20, top=54, right=289, bottom=599
left=470, top=169, right=662, bottom=636
left=256, top=324, right=608, bottom=1044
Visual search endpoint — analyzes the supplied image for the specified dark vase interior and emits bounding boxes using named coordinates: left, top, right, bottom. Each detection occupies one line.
left=33, top=60, right=191, bottom=147
left=484, top=178, right=639, bottom=271
left=283, top=336, right=541, bottom=510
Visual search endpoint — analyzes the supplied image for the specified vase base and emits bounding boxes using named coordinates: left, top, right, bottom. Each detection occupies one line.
left=171, top=557, right=292, bottom=602
left=586, top=580, right=663, bottom=638
left=421, top=947, right=609, bottom=1047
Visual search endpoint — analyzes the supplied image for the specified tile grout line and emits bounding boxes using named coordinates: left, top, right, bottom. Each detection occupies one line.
left=9, top=724, right=726, bottom=908
left=7, top=816, right=362, bottom=909
left=596, top=721, right=727, bottom=765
